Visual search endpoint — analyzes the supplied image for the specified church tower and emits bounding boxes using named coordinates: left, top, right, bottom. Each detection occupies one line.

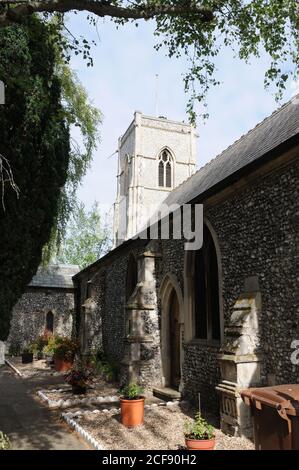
left=113, top=111, right=197, bottom=246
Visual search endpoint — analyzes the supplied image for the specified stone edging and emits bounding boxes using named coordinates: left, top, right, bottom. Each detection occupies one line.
left=62, top=412, right=105, bottom=450
left=38, top=389, right=119, bottom=409
left=5, top=358, right=64, bottom=378
left=62, top=399, right=180, bottom=419
left=5, top=358, right=23, bottom=377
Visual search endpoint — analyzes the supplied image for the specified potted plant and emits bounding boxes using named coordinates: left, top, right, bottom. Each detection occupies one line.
left=65, top=365, right=93, bottom=395
left=21, top=347, right=33, bottom=364
left=52, top=337, right=78, bottom=372
left=29, top=334, right=49, bottom=360
left=119, top=383, right=145, bottom=427
left=42, top=335, right=57, bottom=365
left=184, top=412, right=215, bottom=450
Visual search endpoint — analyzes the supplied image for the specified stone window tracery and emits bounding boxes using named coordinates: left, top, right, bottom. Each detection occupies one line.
left=158, top=149, right=173, bottom=188
left=194, top=224, right=221, bottom=341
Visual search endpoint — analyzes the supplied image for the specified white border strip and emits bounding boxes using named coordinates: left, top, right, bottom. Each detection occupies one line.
left=5, top=358, right=63, bottom=378
left=38, top=389, right=119, bottom=409
left=5, top=359, right=23, bottom=377
left=62, top=413, right=105, bottom=450
left=37, top=390, right=59, bottom=409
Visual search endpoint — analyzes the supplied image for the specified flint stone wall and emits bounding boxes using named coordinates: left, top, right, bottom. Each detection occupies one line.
left=75, top=156, right=298, bottom=414
left=77, top=240, right=148, bottom=362
left=7, top=288, right=74, bottom=353
left=205, top=158, right=298, bottom=387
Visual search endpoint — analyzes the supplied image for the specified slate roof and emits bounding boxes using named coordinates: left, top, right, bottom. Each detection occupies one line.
left=29, top=264, right=79, bottom=289
left=163, top=94, right=299, bottom=207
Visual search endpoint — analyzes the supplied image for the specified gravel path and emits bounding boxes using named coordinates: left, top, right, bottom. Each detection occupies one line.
left=0, top=365, right=89, bottom=450
left=73, top=403, right=254, bottom=450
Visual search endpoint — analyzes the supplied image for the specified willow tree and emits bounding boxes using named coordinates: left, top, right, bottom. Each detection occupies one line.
left=0, top=17, right=101, bottom=339
left=0, top=1, right=298, bottom=121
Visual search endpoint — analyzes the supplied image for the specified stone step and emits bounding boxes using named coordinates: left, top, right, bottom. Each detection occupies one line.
left=153, top=387, right=181, bottom=402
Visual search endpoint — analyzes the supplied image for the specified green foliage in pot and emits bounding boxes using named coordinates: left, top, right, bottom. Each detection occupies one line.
left=0, top=431, right=11, bottom=450
left=52, top=336, right=78, bottom=361
left=184, top=413, right=215, bottom=441
left=65, top=364, right=93, bottom=388
left=28, top=334, right=50, bottom=357
left=119, top=383, right=144, bottom=400
left=42, top=335, right=58, bottom=355
left=22, top=347, right=33, bottom=355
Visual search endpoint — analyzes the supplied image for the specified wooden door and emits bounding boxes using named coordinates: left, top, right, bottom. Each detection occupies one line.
left=169, top=290, right=181, bottom=390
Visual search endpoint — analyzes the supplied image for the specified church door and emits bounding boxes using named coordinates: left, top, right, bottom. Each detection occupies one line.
left=169, top=290, right=181, bottom=390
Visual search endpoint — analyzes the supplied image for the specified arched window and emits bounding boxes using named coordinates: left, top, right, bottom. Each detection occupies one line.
left=159, top=160, right=164, bottom=187
left=158, top=149, right=173, bottom=188
left=194, top=224, right=221, bottom=341
left=126, top=254, right=138, bottom=301
left=46, top=311, right=54, bottom=334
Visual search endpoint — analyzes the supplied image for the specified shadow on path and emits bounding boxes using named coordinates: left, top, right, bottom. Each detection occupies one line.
left=0, top=365, right=89, bottom=450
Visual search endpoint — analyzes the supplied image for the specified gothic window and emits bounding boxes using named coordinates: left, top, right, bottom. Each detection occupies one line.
left=166, top=162, right=172, bottom=188
left=159, top=161, right=164, bottom=187
left=126, top=254, right=138, bottom=301
left=194, top=224, right=221, bottom=341
left=46, top=311, right=54, bottom=334
left=158, top=149, right=173, bottom=188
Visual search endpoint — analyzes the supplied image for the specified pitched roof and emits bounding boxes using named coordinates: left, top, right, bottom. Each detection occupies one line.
left=163, top=94, right=299, bottom=207
left=29, top=264, right=79, bottom=289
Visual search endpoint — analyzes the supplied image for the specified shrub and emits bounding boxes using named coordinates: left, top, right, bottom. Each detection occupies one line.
left=42, top=335, right=58, bottom=355
left=28, top=334, right=50, bottom=356
left=90, top=350, right=119, bottom=382
left=184, top=413, right=215, bottom=441
left=22, top=347, right=33, bottom=355
left=65, top=365, right=93, bottom=388
left=119, top=383, right=144, bottom=400
left=52, top=336, right=78, bottom=361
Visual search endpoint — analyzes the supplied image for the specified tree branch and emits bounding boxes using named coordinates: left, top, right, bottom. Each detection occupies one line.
left=0, top=1, right=214, bottom=27
left=0, top=154, right=19, bottom=210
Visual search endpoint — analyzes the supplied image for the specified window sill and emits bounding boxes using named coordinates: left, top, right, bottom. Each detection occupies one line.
left=157, top=186, right=173, bottom=191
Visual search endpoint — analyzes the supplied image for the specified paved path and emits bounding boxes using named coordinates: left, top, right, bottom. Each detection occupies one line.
left=0, top=365, right=90, bottom=450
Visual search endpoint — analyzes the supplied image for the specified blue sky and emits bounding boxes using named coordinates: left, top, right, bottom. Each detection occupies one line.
left=67, top=12, right=294, bottom=213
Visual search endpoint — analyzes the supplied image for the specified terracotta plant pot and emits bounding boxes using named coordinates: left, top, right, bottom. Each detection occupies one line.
left=71, top=384, right=86, bottom=395
left=120, top=397, right=145, bottom=427
left=185, top=437, right=216, bottom=451
left=54, top=356, right=73, bottom=372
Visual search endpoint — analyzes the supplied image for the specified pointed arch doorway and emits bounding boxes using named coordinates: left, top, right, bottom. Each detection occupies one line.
left=160, top=275, right=184, bottom=392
